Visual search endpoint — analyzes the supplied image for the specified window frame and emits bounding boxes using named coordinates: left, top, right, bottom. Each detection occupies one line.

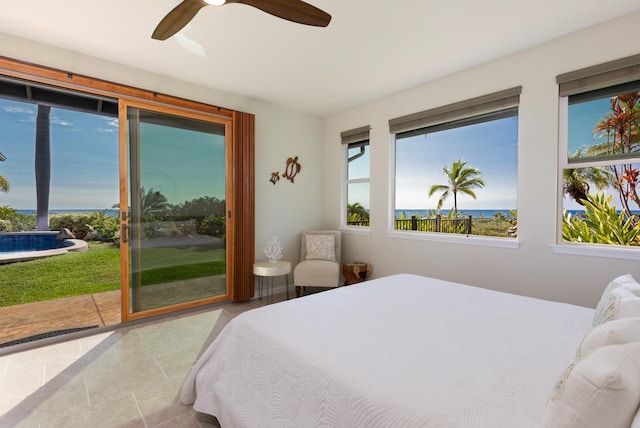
left=342, top=125, right=371, bottom=231
left=552, top=54, right=640, bottom=260
left=387, top=88, right=521, bottom=248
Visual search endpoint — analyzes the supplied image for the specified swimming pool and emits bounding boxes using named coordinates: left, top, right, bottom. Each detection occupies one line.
left=0, top=232, right=64, bottom=253
left=0, top=231, right=88, bottom=263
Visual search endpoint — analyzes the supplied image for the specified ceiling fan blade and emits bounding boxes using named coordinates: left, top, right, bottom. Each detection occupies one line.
left=228, top=0, right=331, bottom=27
left=152, top=0, right=209, bottom=40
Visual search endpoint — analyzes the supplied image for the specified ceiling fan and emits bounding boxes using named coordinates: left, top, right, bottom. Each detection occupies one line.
left=152, top=0, right=332, bottom=41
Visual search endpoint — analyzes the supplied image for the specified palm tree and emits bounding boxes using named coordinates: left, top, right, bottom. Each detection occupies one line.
left=587, top=91, right=640, bottom=216
left=428, top=159, right=484, bottom=214
left=347, top=202, right=369, bottom=221
left=563, top=148, right=613, bottom=205
left=35, top=105, right=51, bottom=231
left=140, top=187, right=169, bottom=217
left=0, top=174, right=9, bottom=194
left=0, top=150, right=8, bottom=194
left=493, top=211, right=508, bottom=229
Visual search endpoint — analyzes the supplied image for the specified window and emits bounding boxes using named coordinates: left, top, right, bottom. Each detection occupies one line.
left=390, top=87, right=520, bottom=239
left=557, top=54, right=640, bottom=248
left=342, top=126, right=370, bottom=228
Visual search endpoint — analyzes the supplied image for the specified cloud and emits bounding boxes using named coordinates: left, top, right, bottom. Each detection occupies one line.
left=97, top=117, right=119, bottom=133
left=51, top=116, right=73, bottom=126
left=2, top=106, right=34, bottom=114
left=3, top=105, right=35, bottom=123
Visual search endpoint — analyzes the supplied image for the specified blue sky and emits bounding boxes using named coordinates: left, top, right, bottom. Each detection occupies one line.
left=564, top=96, right=638, bottom=211
left=395, top=116, right=518, bottom=211
left=0, top=98, right=226, bottom=210
left=139, top=122, right=226, bottom=206
left=0, top=98, right=119, bottom=209
left=568, top=98, right=610, bottom=155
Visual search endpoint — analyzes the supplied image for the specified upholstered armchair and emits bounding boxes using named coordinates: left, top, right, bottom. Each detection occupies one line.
left=293, top=230, right=341, bottom=297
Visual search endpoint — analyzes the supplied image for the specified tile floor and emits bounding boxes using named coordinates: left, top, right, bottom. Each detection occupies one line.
left=0, top=292, right=286, bottom=427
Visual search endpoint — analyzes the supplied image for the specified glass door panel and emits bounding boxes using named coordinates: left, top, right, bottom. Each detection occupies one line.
left=121, top=103, right=230, bottom=318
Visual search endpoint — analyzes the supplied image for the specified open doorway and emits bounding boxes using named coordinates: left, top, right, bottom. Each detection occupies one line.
left=0, top=76, right=235, bottom=348
left=0, top=80, right=121, bottom=347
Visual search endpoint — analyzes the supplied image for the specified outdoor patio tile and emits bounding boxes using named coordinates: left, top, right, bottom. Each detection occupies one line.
left=0, top=318, right=102, bottom=345
left=91, top=289, right=121, bottom=326
left=0, top=295, right=103, bottom=345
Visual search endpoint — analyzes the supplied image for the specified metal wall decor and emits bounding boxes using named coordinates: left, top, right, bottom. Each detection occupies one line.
left=269, top=156, right=301, bottom=185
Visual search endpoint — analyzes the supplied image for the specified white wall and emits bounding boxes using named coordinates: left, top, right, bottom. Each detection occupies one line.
left=4, top=11, right=640, bottom=309
left=0, top=32, right=325, bottom=271
left=323, top=11, right=640, bottom=308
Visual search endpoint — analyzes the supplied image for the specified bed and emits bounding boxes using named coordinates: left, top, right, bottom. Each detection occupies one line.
left=181, top=273, right=640, bottom=427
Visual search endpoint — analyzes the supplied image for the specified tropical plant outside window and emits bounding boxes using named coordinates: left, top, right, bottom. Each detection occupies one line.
left=561, top=81, right=640, bottom=246
left=393, top=105, right=519, bottom=238
left=343, top=126, right=370, bottom=228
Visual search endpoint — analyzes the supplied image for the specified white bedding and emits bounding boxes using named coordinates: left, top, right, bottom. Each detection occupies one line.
left=181, top=273, right=594, bottom=427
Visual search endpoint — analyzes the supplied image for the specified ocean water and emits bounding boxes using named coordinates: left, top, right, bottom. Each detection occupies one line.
left=393, top=209, right=597, bottom=218
left=16, top=209, right=119, bottom=217
left=395, top=209, right=515, bottom=218
left=16, top=208, right=590, bottom=219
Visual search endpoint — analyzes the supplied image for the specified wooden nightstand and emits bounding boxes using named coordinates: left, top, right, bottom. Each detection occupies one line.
left=342, top=262, right=372, bottom=285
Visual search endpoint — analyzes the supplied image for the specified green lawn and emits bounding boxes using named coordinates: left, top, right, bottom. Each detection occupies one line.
left=0, top=242, right=226, bottom=307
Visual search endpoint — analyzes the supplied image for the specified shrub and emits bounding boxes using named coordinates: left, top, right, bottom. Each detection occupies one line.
left=199, top=214, right=226, bottom=238
left=50, top=212, right=94, bottom=239
left=84, top=211, right=120, bottom=243
left=563, top=193, right=640, bottom=246
left=49, top=210, right=119, bottom=243
left=0, top=206, right=36, bottom=231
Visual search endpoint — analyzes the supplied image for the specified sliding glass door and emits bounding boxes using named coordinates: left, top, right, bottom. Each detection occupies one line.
left=119, top=101, right=231, bottom=320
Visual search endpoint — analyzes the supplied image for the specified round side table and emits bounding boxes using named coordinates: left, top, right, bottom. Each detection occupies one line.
left=253, top=260, right=291, bottom=302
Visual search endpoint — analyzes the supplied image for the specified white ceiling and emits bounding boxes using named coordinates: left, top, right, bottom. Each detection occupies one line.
left=0, top=0, right=639, bottom=117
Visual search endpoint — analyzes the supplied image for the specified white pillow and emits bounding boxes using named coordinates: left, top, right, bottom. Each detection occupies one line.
left=544, top=342, right=640, bottom=428
left=592, top=274, right=639, bottom=326
left=305, top=234, right=336, bottom=261
left=577, top=317, right=640, bottom=359
left=611, top=285, right=640, bottom=319
left=633, top=410, right=640, bottom=428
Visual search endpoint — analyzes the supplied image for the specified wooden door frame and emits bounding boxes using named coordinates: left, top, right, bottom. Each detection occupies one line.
left=0, top=56, right=256, bottom=321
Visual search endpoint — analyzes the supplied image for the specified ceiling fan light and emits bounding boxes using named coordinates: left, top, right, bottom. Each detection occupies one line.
left=204, top=0, right=226, bottom=5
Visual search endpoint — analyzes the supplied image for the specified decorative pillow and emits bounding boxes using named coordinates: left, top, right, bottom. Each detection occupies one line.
left=577, top=317, right=640, bottom=359
left=544, top=342, right=640, bottom=428
left=592, top=274, right=638, bottom=327
left=305, top=234, right=336, bottom=261
left=611, top=284, right=640, bottom=319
